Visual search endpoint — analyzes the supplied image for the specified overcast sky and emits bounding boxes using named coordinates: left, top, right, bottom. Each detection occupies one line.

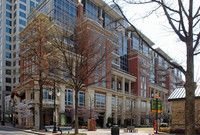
left=106, top=0, right=200, bottom=82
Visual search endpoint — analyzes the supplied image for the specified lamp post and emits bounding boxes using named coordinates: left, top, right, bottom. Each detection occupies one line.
left=52, top=80, right=57, bottom=133
left=49, top=80, right=60, bottom=133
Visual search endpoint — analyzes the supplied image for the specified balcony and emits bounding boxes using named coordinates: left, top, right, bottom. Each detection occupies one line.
left=111, top=60, right=119, bottom=68
left=158, top=77, right=166, bottom=82
left=157, top=71, right=166, bottom=75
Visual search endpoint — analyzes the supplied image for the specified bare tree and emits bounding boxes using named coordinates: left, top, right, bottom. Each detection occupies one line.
left=20, top=14, right=57, bottom=129
left=112, top=0, right=200, bottom=134
left=50, top=19, right=112, bottom=134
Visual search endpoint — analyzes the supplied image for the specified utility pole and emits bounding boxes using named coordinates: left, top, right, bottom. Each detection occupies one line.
left=52, top=80, right=57, bottom=133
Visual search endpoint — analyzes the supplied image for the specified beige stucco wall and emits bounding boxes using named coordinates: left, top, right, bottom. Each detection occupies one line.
left=171, top=99, right=200, bottom=128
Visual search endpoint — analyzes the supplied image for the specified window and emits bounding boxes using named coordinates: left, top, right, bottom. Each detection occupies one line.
left=132, top=34, right=140, bottom=51
left=30, top=88, right=34, bottom=100
left=112, top=97, right=115, bottom=110
left=36, top=0, right=40, bottom=2
left=6, top=61, right=11, bottom=66
left=6, top=86, right=11, bottom=91
left=117, top=98, right=122, bottom=110
left=19, top=27, right=24, bottom=32
left=6, top=12, right=12, bottom=18
left=6, top=28, right=11, bottom=34
left=20, top=3, right=26, bottom=11
left=102, top=79, right=106, bottom=88
left=6, top=52, right=11, bottom=58
left=95, top=93, right=106, bottom=108
left=6, top=20, right=12, bottom=26
left=19, top=19, right=26, bottom=26
left=6, top=78, right=11, bottom=83
left=43, top=88, right=53, bottom=101
left=6, top=69, right=11, bottom=75
left=78, top=91, right=85, bottom=107
left=20, top=0, right=26, bottom=3
left=6, top=4, right=12, bottom=10
left=94, top=77, right=98, bottom=86
left=6, top=36, right=11, bottom=42
left=102, top=69, right=106, bottom=76
left=30, top=1, right=35, bottom=7
left=65, top=89, right=73, bottom=106
left=7, top=0, right=12, bottom=3
left=126, top=99, right=130, bottom=110
left=6, top=44, right=11, bottom=50
left=19, top=11, right=26, bottom=18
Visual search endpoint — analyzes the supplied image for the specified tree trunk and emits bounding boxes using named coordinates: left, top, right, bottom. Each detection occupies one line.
left=39, top=79, right=43, bottom=129
left=75, top=89, right=79, bottom=134
left=185, top=42, right=196, bottom=135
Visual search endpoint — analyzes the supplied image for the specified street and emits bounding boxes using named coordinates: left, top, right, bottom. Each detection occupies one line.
left=0, top=127, right=35, bottom=135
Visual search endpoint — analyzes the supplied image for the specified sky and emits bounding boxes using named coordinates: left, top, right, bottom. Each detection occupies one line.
left=106, top=0, right=200, bottom=82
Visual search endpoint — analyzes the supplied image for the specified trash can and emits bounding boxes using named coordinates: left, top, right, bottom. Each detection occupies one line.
left=111, top=125, right=119, bottom=135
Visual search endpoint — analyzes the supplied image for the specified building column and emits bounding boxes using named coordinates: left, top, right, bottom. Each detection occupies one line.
left=146, top=100, right=150, bottom=125
left=135, top=98, right=141, bottom=125
left=85, top=88, right=95, bottom=109
left=121, top=96, right=126, bottom=125
left=114, top=95, right=118, bottom=124
left=104, top=93, right=112, bottom=127
left=59, top=84, right=65, bottom=113
left=122, top=78, right=125, bottom=93
left=115, top=76, right=117, bottom=91
left=34, top=105, right=40, bottom=129
left=129, top=81, right=131, bottom=94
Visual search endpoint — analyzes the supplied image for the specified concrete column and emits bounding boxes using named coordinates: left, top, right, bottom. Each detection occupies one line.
left=85, top=88, right=95, bottom=109
left=135, top=98, right=141, bottom=125
left=34, top=105, right=40, bottom=129
left=115, top=76, right=117, bottom=91
left=146, top=100, right=150, bottom=125
left=104, top=93, right=112, bottom=127
left=59, top=84, right=65, bottom=113
left=129, top=81, right=131, bottom=94
left=122, top=78, right=125, bottom=93
left=121, top=96, right=126, bottom=125
left=114, top=95, right=118, bottom=124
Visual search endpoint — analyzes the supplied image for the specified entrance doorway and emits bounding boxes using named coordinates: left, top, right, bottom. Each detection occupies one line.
left=96, top=112, right=104, bottom=128
left=43, top=109, right=53, bottom=126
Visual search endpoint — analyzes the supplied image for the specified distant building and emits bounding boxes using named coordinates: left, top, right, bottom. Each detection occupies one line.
left=13, top=0, right=183, bottom=128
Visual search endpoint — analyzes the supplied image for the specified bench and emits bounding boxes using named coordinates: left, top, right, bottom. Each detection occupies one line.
left=127, top=126, right=138, bottom=133
left=58, top=127, right=72, bottom=134
left=44, top=125, right=54, bottom=132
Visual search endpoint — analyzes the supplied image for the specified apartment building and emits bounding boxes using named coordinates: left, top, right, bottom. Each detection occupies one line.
left=13, top=0, right=183, bottom=128
left=0, top=0, right=41, bottom=121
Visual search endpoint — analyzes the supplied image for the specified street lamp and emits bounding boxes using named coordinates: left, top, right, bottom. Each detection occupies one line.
left=49, top=80, right=60, bottom=133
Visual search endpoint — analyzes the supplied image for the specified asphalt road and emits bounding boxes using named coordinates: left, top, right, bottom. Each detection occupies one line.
left=0, top=127, right=35, bottom=135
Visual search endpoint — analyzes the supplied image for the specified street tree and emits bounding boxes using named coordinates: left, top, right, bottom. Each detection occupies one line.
left=112, top=0, right=200, bottom=134
left=50, top=19, right=112, bottom=134
left=20, top=14, right=57, bottom=129
left=14, top=100, right=33, bottom=127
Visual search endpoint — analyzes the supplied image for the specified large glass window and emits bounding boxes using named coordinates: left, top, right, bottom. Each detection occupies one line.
left=6, top=52, right=11, bottom=58
left=78, top=91, right=85, bottom=107
left=6, top=78, right=11, bottom=83
left=20, top=3, right=26, bottom=11
left=43, top=88, right=53, bottom=101
left=6, top=20, right=12, bottom=26
left=19, top=19, right=26, bottom=26
left=6, top=12, right=12, bottom=18
left=19, top=11, right=26, bottom=18
left=126, top=99, right=130, bottom=110
left=112, top=96, right=115, bottom=110
left=20, top=0, right=26, bottom=3
left=6, top=28, right=11, bottom=34
left=104, top=13, right=115, bottom=30
left=6, top=36, right=11, bottom=42
left=132, top=34, right=140, bottom=51
left=85, top=0, right=98, bottom=22
left=6, top=4, right=12, bottom=10
left=6, top=61, right=11, bottom=66
left=6, top=69, right=11, bottom=75
left=6, top=44, right=11, bottom=50
left=65, top=89, right=73, bottom=106
left=95, top=93, right=105, bottom=108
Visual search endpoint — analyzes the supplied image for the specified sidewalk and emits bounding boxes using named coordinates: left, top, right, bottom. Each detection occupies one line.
left=0, top=123, right=171, bottom=135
